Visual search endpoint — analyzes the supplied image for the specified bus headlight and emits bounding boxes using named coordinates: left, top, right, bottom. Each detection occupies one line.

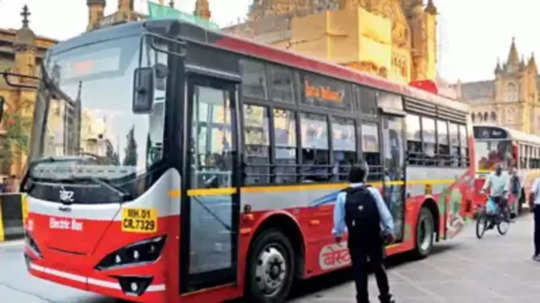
left=95, top=236, right=166, bottom=270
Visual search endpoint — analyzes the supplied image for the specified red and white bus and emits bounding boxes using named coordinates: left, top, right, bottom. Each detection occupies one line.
left=23, top=20, right=474, bottom=303
left=472, top=125, right=540, bottom=213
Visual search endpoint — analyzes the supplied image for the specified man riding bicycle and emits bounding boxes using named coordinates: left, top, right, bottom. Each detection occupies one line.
left=481, top=164, right=510, bottom=227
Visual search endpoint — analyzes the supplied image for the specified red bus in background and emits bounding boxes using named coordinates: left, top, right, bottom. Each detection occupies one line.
left=472, top=125, right=540, bottom=214
left=23, top=20, right=474, bottom=303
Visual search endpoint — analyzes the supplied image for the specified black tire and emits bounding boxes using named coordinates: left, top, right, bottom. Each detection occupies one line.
left=414, top=208, right=435, bottom=258
left=476, top=211, right=487, bottom=239
left=245, top=229, right=295, bottom=303
left=497, top=208, right=510, bottom=236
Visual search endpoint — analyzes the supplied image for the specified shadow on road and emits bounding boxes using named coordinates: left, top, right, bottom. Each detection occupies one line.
left=227, top=241, right=460, bottom=302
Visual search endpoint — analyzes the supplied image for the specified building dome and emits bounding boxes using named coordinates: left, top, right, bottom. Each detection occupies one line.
left=14, top=5, right=36, bottom=47
left=14, top=26, right=36, bottom=46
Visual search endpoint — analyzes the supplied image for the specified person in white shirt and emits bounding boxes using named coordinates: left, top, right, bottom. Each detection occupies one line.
left=481, top=164, right=510, bottom=225
left=530, top=178, right=540, bottom=261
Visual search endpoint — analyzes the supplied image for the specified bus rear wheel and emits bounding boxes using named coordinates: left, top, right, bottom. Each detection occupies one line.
left=246, top=229, right=295, bottom=303
left=414, top=207, right=434, bottom=258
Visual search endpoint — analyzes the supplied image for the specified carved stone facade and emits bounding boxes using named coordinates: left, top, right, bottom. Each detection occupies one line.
left=457, top=39, right=540, bottom=134
left=225, top=0, right=438, bottom=84
left=86, top=0, right=145, bottom=31
left=0, top=6, right=56, bottom=187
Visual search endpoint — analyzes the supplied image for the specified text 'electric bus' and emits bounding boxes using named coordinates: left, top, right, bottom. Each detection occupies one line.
left=473, top=125, right=540, bottom=213
left=22, top=20, right=474, bottom=303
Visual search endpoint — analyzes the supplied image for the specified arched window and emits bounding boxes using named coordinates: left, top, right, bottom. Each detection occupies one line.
left=472, top=113, right=476, bottom=122
left=506, top=83, right=518, bottom=102
left=484, top=112, right=488, bottom=121
left=491, top=112, right=497, bottom=122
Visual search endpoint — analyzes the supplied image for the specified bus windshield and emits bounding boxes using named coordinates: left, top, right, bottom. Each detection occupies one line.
left=475, top=140, right=514, bottom=172
left=30, top=35, right=168, bottom=182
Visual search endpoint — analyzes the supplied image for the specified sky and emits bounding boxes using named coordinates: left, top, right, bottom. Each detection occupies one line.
left=1, top=0, right=540, bottom=83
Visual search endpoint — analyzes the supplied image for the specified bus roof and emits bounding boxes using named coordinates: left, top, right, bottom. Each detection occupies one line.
left=50, top=20, right=470, bottom=114
left=179, top=21, right=470, bottom=113
left=474, top=124, right=540, bottom=145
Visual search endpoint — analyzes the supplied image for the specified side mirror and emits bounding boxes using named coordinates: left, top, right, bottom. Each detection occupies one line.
left=0, top=96, right=5, bottom=123
left=133, top=67, right=154, bottom=114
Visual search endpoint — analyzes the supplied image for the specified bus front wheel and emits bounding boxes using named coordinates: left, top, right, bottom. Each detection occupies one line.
left=414, top=207, right=435, bottom=258
left=246, top=229, right=295, bottom=303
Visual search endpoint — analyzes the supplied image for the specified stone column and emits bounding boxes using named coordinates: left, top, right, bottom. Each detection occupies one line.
left=11, top=5, right=38, bottom=188
left=194, top=0, right=211, bottom=20
left=87, top=0, right=106, bottom=31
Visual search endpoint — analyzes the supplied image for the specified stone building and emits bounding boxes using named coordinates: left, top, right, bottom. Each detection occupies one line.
left=224, top=0, right=439, bottom=84
left=456, top=39, right=540, bottom=134
left=0, top=6, right=56, bottom=186
left=87, top=0, right=212, bottom=31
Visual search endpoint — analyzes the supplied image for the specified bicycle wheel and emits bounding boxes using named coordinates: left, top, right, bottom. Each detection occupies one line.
left=476, top=211, right=488, bottom=239
left=497, top=212, right=510, bottom=235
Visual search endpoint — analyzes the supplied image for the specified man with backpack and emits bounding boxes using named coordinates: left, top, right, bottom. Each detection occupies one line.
left=530, top=177, right=540, bottom=261
left=332, top=164, right=396, bottom=303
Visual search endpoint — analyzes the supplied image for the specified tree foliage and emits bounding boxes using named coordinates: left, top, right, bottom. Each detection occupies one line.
left=123, top=126, right=138, bottom=166
left=0, top=111, right=31, bottom=172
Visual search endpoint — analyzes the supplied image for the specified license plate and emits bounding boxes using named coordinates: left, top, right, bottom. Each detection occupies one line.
left=121, top=208, right=157, bottom=233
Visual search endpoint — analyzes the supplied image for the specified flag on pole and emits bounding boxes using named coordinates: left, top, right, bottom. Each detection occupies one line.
left=147, top=1, right=220, bottom=31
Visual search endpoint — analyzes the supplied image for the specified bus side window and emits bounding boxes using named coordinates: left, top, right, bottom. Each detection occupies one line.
left=300, top=113, right=330, bottom=182
left=437, top=120, right=449, bottom=166
left=240, top=59, right=268, bottom=100
left=269, top=65, right=295, bottom=103
left=422, top=117, right=436, bottom=166
left=449, top=123, right=459, bottom=167
left=406, top=114, right=422, bottom=165
left=331, top=117, right=357, bottom=181
left=357, top=86, right=378, bottom=116
left=459, top=124, right=469, bottom=167
left=243, top=104, right=270, bottom=185
left=273, top=108, right=298, bottom=184
left=361, top=123, right=381, bottom=181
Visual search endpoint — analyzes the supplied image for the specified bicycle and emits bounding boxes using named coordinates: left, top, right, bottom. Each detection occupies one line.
left=476, top=194, right=511, bottom=239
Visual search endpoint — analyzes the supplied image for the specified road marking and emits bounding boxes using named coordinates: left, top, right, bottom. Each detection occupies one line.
left=0, top=240, right=24, bottom=248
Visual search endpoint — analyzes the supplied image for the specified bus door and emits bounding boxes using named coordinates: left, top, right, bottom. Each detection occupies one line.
left=181, top=75, right=240, bottom=293
left=381, top=115, right=406, bottom=242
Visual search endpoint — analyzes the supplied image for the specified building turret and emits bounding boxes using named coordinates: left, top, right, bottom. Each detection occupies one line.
left=495, top=59, right=502, bottom=75
left=506, top=37, right=520, bottom=72
left=425, top=0, right=437, bottom=15
left=528, top=53, right=537, bottom=74
left=118, top=0, right=134, bottom=12
left=194, top=0, right=211, bottom=20
left=87, top=0, right=105, bottom=31
left=13, top=5, right=37, bottom=80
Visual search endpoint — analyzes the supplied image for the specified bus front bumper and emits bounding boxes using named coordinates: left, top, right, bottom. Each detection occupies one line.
left=24, top=251, right=167, bottom=303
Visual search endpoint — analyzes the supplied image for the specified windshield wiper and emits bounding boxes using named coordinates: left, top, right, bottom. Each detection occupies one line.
left=21, top=156, right=99, bottom=192
left=87, top=177, right=130, bottom=201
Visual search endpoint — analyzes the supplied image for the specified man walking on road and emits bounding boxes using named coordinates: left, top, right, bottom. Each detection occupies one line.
left=332, top=164, right=396, bottom=303
left=530, top=177, right=540, bottom=261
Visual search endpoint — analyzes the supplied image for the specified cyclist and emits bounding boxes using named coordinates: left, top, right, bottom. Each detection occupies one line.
left=481, top=164, right=510, bottom=227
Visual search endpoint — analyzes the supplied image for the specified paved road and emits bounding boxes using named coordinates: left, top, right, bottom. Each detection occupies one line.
left=0, top=214, right=538, bottom=303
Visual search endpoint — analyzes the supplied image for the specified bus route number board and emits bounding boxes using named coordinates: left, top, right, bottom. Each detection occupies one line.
left=121, top=208, right=157, bottom=233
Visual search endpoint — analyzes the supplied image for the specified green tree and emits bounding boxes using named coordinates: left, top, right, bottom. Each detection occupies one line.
left=123, top=126, right=137, bottom=166
left=0, top=112, right=31, bottom=173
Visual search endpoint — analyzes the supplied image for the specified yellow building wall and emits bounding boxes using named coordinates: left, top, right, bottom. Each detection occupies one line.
left=425, top=13, right=437, bottom=80
left=290, top=6, right=394, bottom=80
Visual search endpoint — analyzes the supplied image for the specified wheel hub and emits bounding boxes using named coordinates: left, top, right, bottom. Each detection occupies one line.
left=419, top=218, right=432, bottom=251
left=255, top=246, right=287, bottom=296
